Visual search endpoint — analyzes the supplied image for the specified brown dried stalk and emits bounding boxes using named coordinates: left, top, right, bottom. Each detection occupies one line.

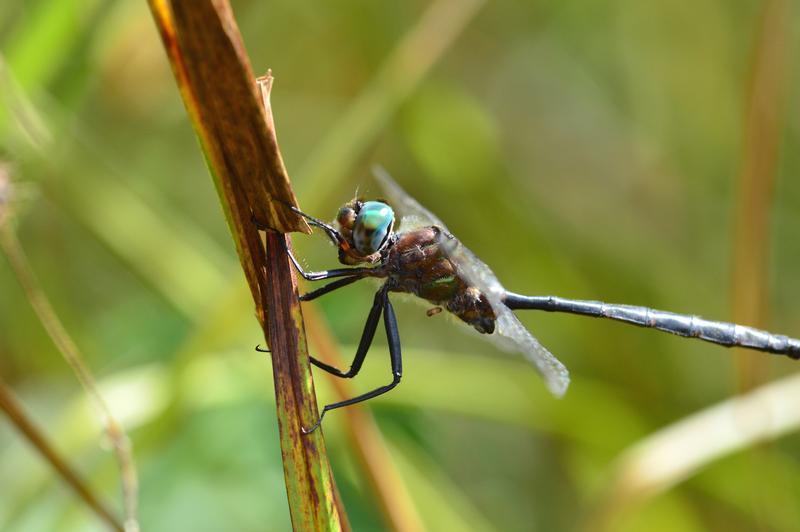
left=147, top=1, right=348, bottom=529
left=731, top=0, right=790, bottom=391
left=0, top=377, right=123, bottom=532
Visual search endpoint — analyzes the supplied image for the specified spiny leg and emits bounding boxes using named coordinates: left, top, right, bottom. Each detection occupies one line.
left=300, top=276, right=364, bottom=302
left=308, top=286, right=385, bottom=378
left=253, top=235, right=377, bottom=365
left=281, top=237, right=373, bottom=282
left=286, top=247, right=373, bottom=369
left=251, top=210, right=369, bottom=281
left=255, top=276, right=372, bottom=361
left=303, top=290, right=403, bottom=434
left=252, top=206, right=387, bottom=381
left=271, top=199, right=346, bottom=248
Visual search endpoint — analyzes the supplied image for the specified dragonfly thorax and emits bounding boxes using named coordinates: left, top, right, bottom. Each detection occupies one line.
left=384, top=226, right=497, bottom=334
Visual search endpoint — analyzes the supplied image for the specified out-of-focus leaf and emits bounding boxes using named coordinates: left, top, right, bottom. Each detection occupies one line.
left=3, top=0, right=101, bottom=90
left=402, top=81, right=500, bottom=187
left=387, top=434, right=495, bottom=532
left=691, top=450, right=800, bottom=531
left=295, top=0, right=487, bottom=208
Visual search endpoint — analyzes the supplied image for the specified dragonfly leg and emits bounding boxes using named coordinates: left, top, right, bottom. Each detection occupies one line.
left=280, top=238, right=373, bottom=282
left=251, top=211, right=367, bottom=281
left=250, top=213, right=276, bottom=233
left=300, top=216, right=343, bottom=248
left=300, top=276, right=365, bottom=302
left=271, top=199, right=346, bottom=248
left=303, top=290, right=403, bottom=434
left=308, top=286, right=385, bottom=378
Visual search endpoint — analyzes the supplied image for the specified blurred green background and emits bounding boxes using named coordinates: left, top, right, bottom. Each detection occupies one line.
left=1, top=0, right=800, bottom=530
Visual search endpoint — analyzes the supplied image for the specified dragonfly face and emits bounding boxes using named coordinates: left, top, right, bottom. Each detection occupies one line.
left=334, top=199, right=395, bottom=265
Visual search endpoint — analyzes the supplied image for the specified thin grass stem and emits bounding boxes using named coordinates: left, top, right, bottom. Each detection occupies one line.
left=0, top=377, right=124, bottom=532
left=0, top=223, right=138, bottom=531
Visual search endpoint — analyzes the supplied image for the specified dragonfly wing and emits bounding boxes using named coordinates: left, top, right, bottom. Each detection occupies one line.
left=448, top=241, right=570, bottom=397
left=492, top=308, right=570, bottom=396
left=374, top=167, right=570, bottom=396
left=373, top=166, right=451, bottom=233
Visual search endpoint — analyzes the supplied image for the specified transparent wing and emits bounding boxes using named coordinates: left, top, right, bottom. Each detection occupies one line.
left=373, top=166, right=570, bottom=396
left=444, top=239, right=570, bottom=397
left=373, top=165, right=450, bottom=234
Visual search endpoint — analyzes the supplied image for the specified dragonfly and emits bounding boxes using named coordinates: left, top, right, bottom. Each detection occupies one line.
left=272, top=168, right=800, bottom=433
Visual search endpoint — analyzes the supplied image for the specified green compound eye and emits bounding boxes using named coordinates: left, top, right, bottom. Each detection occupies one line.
left=352, top=201, right=394, bottom=254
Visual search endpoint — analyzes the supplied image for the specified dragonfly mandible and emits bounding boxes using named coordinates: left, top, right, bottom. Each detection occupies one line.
left=267, top=168, right=800, bottom=433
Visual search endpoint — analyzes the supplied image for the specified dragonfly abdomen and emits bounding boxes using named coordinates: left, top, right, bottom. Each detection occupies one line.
left=503, top=293, right=800, bottom=359
left=607, top=305, right=800, bottom=356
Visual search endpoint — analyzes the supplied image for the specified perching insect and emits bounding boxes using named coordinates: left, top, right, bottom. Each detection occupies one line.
left=271, top=168, right=800, bottom=433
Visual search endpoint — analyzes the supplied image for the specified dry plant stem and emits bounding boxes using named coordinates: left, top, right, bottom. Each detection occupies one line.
left=264, top=234, right=349, bottom=531
left=0, top=227, right=138, bottom=532
left=304, top=304, right=425, bottom=532
left=731, top=0, right=789, bottom=391
left=147, top=0, right=308, bottom=322
left=0, top=378, right=123, bottom=532
left=258, top=77, right=350, bottom=531
left=148, top=1, right=346, bottom=529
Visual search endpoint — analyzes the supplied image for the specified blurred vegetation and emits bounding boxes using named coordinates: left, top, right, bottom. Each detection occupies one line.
left=1, top=1, right=799, bottom=531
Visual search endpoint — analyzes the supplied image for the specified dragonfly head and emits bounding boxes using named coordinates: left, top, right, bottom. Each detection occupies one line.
left=335, top=199, right=396, bottom=265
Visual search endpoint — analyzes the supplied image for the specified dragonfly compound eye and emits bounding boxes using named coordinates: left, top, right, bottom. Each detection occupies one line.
left=336, top=205, right=357, bottom=231
left=353, top=201, right=394, bottom=255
